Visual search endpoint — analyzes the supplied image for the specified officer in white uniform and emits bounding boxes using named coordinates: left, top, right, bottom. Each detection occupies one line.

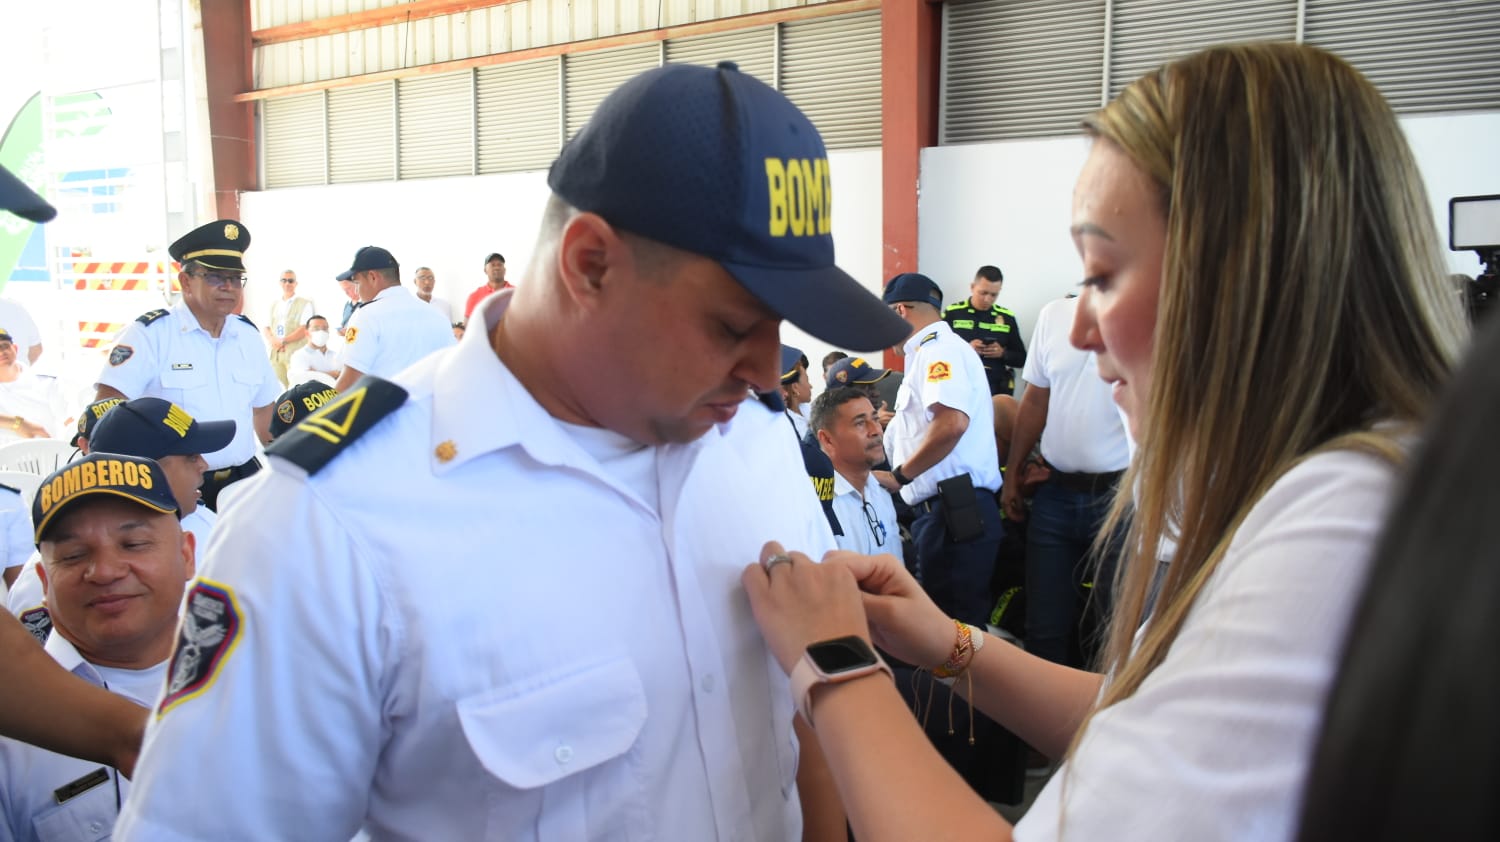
left=117, top=61, right=909, bottom=841
left=0, top=454, right=191, bottom=842
left=881, top=272, right=1004, bottom=628
left=93, top=220, right=281, bottom=511
left=0, top=299, right=42, bottom=367
left=332, top=246, right=454, bottom=392
left=0, top=483, right=30, bottom=592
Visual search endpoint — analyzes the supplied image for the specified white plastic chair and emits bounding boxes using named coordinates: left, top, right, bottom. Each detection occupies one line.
left=0, top=439, right=77, bottom=475
left=0, top=470, right=43, bottom=508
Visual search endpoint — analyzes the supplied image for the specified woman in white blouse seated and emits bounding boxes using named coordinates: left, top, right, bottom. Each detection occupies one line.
left=741, top=42, right=1467, bottom=842
left=0, top=330, right=68, bottom=441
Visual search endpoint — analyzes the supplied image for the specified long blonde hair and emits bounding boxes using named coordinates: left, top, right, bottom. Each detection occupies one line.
left=1077, top=43, right=1466, bottom=744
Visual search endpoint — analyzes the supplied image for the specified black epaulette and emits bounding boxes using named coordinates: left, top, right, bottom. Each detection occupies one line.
left=0, top=483, right=19, bottom=496
left=757, top=390, right=785, bottom=412
left=235, top=314, right=257, bottom=329
left=918, top=331, right=940, bottom=347
left=19, top=606, right=51, bottom=645
left=266, top=376, right=409, bottom=476
left=137, top=309, right=169, bottom=326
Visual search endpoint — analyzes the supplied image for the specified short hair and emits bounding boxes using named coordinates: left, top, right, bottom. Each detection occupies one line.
left=484, top=253, right=505, bottom=265
left=415, top=266, right=434, bottom=275
left=305, top=314, right=328, bottom=328
left=375, top=266, right=400, bottom=285
left=452, top=321, right=466, bottom=329
left=809, top=386, right=871, bottom=435
left=822, top=350, right=849, bottom=372
left=975, top=265, right=1003, bottom=284
left=282, top=269, right=297, bottom=277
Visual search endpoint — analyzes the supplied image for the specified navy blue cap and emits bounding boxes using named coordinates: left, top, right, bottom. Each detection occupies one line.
left=882, top=272, right=944, bottom=309
left=337, top=246, right=399, bottom=281
left=170, top=220, right=249, bottom=273
left=547, top=61, right=908, bottom=353
left=272, top=381, right=339, bottom=438
left=90, top=398, right=236, bottom=460
left=74, top=397, right=124, bottom=446
left=0, top=163, right=55, bottom=224
left=780, top=345, right=806, bottom=386
left=33, top=453, right=180, bottom=544
left=827, top=356, right=892, bottom=386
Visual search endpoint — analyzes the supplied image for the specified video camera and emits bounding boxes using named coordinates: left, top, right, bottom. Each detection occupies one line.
left=1450, top=195, right=1500, bottom=322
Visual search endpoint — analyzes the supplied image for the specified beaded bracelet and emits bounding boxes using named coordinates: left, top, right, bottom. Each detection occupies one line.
left=932, top=620, right=984, bottom=679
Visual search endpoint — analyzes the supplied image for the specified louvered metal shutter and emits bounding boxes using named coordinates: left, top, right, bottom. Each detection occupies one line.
left=1305, top=0, right=1500, bottom=114
left=327, top=82, right=396, bottom=183
left=663, top=26, right=777, bottom=88
left=563, top=45, right=661, bottom=141
left=262, top=92, right=326, bottom=188
left=942, top=0, right=1106, bottom=143
left=1109, top=0, right=1297, bottom=99
left=780, top=11, right=882, bottom=150
left=397, top=71, right=474, bottom=179
left=475, top=57, right=562, bottom=175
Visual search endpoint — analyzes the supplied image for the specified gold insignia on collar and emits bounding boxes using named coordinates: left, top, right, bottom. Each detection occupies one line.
left=435, top=440, right=457, bottom=463
left=224, top=223, right=239, bottom=241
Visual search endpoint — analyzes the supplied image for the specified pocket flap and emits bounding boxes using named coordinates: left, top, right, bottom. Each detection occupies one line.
left=457, top=658, right=647, bottom=790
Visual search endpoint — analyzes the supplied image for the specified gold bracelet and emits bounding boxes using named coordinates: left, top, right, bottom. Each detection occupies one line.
left=11, top=416, right=21, bottom=432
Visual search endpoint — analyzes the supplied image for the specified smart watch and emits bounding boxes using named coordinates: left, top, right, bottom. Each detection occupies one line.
left=892, top=465, right=914, bottom=486
left=789, top=635, right=893, bottom=727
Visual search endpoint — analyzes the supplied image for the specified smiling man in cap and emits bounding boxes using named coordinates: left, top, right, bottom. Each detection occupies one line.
left=93, top=220, right=280, bottom=511
left=332, top=245, right=454, bottom=393
left=120, top=61, right=906, bottom=841
left=0, top=453, right=192, bottom=841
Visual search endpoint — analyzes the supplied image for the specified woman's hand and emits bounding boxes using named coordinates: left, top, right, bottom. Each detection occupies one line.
left=832, top=550, right=958, bottom=669
left=742, top=541, right=874, bottom=674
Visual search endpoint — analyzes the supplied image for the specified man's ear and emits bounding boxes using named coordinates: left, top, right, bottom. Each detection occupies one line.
left=555, top=212, right=628, bottom=308
left=181, top=529, right=196, bottom=580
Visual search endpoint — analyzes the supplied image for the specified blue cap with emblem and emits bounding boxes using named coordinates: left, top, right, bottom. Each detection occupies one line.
left=169, top=219, right=250, bottom=273
left=546, top=61, right=908, bottom=353
left=32, top=453, right=181, bottom=544
left=827, top=355, right=892, bottom=386
left=90, top=397, right=236, bottom=461
left=882, top=272, right=945, bottom=309
left=0, top=163, right=55, bottom=224
left=780, top=345, right=807, bottom=386
left=74, top=397, right=124, bottom=447
left=271, top=381, right=340, bottom=438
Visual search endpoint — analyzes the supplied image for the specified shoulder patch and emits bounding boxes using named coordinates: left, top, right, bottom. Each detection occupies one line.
left=19, top=606, right=51, bottom=645
left=918, top=331, right=940, bottom=347
left=927, top=361, right=952, bottom=382
left=235, top=314, right=257, bottom=329
left=265, top=376, right=409, bottom=475
left=136, top=309, right=169, bottom=326
left=344, top=327, right=358, bottom=344
left=108, top=345, right=133, bottom=366
left=159, top=579, right=242, bottom=717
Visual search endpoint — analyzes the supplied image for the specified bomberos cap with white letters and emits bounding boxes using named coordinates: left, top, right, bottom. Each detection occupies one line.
left=169, top=220, right=250, bottom=273
left=90, top=397, right=236, bottom=460
left=32, top=453, right=181, bottom=544
left=546, top=61, right=908, bottom=353
left=271, top=381, right=340, bottom=438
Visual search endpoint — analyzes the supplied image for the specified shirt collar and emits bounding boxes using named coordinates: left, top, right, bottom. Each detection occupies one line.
left=832, top=469, right=860, bottom=498
left=902, top=318, right=952, bottom=355
left=44, top=630, right=101, bottom=684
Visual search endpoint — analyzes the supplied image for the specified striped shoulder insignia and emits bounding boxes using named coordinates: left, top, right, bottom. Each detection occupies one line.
left=235, top=314, right=257, bottom=329
left=918, top=331, right=940, bottom=347
left=137, top=309, right=170, bottom=325
left=266, top=377, right=409, bottom=476
left=995, top=305, right=1016, bottom=317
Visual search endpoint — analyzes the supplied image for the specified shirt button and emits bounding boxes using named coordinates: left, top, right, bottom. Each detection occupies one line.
left=89, top=822, right=103, bottom=833
left=700, top=674, right=716, bottom=693
left=554, top=745, right=574, bottom=764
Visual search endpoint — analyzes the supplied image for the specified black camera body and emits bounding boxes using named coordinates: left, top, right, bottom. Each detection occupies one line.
left=1450, top=195, right=1500, bottom=322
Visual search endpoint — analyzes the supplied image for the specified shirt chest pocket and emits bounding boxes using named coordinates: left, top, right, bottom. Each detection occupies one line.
left=31, top=777, right=115, bottom=842
left=158, top=365, right=207, bottom=403
left=457, top=657, right=652, bottom=842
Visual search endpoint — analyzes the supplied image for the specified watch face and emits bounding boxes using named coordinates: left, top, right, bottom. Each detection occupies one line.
left=807, top=636, right=878, bottom=674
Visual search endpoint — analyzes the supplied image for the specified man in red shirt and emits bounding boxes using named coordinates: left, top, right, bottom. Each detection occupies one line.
left=463, top=252, right=509, bottom=319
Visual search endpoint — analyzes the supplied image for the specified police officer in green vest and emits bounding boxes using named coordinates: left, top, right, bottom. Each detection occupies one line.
left=943, top=265, right=1026, bottom=395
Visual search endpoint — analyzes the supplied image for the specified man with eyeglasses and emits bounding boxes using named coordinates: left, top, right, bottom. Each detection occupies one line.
left=262, top=270, right=313, bottom=388
left=93, top=220, right=280, bottom=511
left=811, top=386, right=903, bottom=564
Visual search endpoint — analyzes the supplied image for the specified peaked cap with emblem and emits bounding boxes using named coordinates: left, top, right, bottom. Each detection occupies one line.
left=169, top=219, right=250, bottom=273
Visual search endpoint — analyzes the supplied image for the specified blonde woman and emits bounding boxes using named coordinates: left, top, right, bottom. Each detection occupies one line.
left=743, top=42, right=1466, bottom=841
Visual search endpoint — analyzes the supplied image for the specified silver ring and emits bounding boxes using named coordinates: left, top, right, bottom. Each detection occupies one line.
left=763, top=553, right=794, bottom=573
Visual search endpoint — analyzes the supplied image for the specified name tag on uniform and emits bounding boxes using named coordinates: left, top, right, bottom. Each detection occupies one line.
left=275, top=325, right=286, bottom=337
left=171, top=363, right=194, bottom=371
left=54, top=767, right=109, bottom=804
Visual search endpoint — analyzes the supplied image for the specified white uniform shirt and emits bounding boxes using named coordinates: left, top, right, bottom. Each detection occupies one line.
left=94, top=303, right=281, bottom=470
left=117, top=291, right=835, bottom=842
left=1021, top=298, right=1131, bottom=473
left=0, top=298, right=42, bottom=362
left=288, top=343, right=341, bottom=387
left=422, top=294, right=455, bottom=323
left=0, top=371, right=71, bottom=441
left=884, top=320, right=1001, bottom=504
left=0, top=486, right=30, bottom=574
left=1016, top=447, right=1400, bottom=842
left=829, top=470, right=902, bottom=563
left=339, top=285, right=454, bottom=380
left=0, top=633, right=162, bottom=842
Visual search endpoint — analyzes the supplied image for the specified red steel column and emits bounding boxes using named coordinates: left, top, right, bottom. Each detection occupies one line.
left=201, top=0, right=259, bottom=218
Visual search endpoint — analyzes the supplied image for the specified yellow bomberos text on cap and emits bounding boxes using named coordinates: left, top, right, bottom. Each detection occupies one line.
left=32, top=453, right=181, bottom=545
